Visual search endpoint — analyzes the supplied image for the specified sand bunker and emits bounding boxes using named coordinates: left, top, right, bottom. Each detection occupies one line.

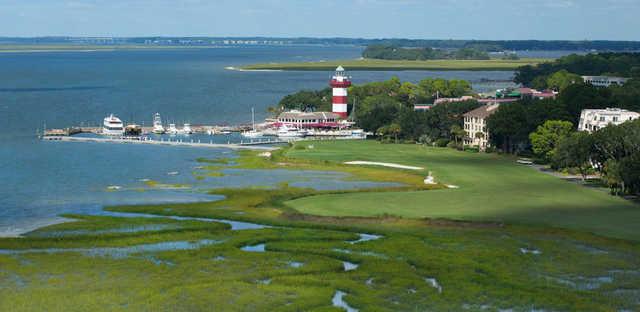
left=344, top=161, right=423, bottom=170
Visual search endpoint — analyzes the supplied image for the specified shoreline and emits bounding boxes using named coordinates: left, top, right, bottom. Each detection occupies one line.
left=224, top=66, right=283, bottom=72
left=238, top=58, right=547, bottom=71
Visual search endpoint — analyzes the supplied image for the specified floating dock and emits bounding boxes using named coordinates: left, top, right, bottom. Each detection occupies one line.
left=42, top=136, right=285, bottom=151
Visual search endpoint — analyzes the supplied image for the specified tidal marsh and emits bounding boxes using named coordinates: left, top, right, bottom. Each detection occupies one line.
left=1, top=141, right=640, bottom=311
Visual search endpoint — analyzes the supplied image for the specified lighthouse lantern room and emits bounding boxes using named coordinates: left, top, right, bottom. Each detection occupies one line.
left=329, top=66, right=351, bottom=119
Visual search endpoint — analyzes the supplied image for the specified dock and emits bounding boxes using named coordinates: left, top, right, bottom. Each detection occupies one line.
left=41, top=136, right=286, bottom=151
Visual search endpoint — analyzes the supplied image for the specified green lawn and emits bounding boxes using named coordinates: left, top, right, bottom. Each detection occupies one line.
left=285, top=140, right=640, bottom=240
left=239, top=58, right=547, bottom=71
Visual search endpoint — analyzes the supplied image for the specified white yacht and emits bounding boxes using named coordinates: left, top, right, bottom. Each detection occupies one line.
left=277, top=125, right=305, bottom=138
left=182, top=123, right=193, bottom=134
left=167, top=123, right=179, bottom=135
left=241, top=107, right=263, bottom=138
left=152, top=113, right=165, bottom=134
left=102, top=114, right=125, bottom=136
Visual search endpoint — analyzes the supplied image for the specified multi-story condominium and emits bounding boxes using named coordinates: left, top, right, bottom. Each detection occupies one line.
left=581, top=76, right=629, bottom=88
left=463, top=104, right=500, bottom=151
left=578, top=108, right=640, bottom=132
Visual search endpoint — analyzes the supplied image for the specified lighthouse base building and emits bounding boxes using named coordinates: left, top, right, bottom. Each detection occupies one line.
left=274, top=65, right=354, bottom=129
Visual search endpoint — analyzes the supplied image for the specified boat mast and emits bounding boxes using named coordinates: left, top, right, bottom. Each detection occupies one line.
left=251, top=107, right=255, bottom=131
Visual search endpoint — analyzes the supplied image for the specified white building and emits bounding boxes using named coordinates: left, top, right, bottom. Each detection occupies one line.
left=275, top=111, right=345, bottom=129
left=581, top=76, right=629, bottom=88
left=463, top=104, right=500, bottom=151
left=578, top=108, right=640, bottom=132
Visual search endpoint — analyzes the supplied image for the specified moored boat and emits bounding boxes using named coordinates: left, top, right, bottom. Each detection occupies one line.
left=102, top=114, right=125, bottom=136
left=241, top=107, right=263, bottom=138
left=167, top=123, right=179, bottom=135
left=182, top=123, right=193, bottom=134
left=152, top=113, right=165, bottom=134
left=277, top=125, right=305, bottom=138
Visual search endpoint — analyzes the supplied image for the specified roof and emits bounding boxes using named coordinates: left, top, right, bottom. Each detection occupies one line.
left=581, top=108, right=640, bottom=115
left=463, top=104, right=501, bottom=119
left=278, top=111, right=341, bottom=120
left=518, top=88, right=536, bottom=94
left=336, top=65, right=345, bottom=71
left=477, top=98, right=519, bottom=104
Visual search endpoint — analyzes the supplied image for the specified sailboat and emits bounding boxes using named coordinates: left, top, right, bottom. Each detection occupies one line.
left=241, top=107, right=263, bottom=138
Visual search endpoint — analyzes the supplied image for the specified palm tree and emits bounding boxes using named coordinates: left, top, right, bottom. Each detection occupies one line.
left=388, top=123, right=402, bottom=144
left=475, top=131, right=485, bottom=145
left=450, top=125, right=465, bottom=147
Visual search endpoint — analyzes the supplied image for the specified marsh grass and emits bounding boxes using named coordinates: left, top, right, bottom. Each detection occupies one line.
left=240, top=58, right=546, bottom=71
left=1, top=141, right=640, bottom=311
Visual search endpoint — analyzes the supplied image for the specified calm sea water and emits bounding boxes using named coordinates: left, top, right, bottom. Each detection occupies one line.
left=0, top=45, right=521, bottom=236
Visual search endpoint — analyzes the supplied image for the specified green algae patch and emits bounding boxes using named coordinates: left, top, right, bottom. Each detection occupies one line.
left=143, top=179, right=191, bottom=190
left=196, top=157, right=232, bottom=165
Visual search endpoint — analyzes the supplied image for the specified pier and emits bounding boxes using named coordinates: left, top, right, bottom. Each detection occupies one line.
left=42, top=136, right=286, bottom=151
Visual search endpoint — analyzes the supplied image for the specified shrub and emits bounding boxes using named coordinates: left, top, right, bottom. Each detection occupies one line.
left=435, top=138, right=450, bottom=147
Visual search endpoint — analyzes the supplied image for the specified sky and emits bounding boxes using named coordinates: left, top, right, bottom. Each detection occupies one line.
left=0, top=0, right=639, bottom=40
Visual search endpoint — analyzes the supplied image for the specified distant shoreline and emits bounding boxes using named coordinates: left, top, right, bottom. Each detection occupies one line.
left=239, top=58, right=548, bottom=71
left=0, top=45, right=228, bottom=53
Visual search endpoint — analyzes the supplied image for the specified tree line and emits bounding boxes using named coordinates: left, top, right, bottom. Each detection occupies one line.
left=528, top=119, right=640, bottom=196
left=362, top=45, right=490, bottom=61
left=515, top=53, right=640, bottom=87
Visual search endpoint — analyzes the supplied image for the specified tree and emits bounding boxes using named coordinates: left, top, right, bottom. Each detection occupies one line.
left=398, top=82, right=426, bottom=106
left=278, top=89, right=331, bottom=111
left=546, top=70, right=583, bottom=92
left=355, top=95, right=401, bottom=132
left=553, top=131, right=594, bottom=180
left=388, top=123, right=402, bottom=143
left=422, top=100, right=481, bottom=143
left=450, top=124, right=465, bottom=148
left=395, top=107, right=428, bottom=141
left=418, top=78, right=472, bottom=99
left=590, top=119, right=640, bottom=195
left=558, top=83, right=611, bottom=124
left=611, top=78, right=640, bottom=112
left=619, top=152, right=640, bottom=195
left=474, top=132, right=485, bottom=148
left=487, top=102, right=528, bottom=153
left=529, top=120, right=574, bottom=162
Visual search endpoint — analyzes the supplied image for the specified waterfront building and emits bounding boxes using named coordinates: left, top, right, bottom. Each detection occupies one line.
left=577, top=108, right=640, bottom=132
left=463, top=104, right=500, bottom=151
left=581, top=76, right=629, bottom=88
left=275, top=110, right=346, bottom=129
left=330, top=66, right=352, bottom=119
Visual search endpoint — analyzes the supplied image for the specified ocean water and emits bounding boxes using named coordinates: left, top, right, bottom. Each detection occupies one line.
left=0, top=45, right=519, bottom=236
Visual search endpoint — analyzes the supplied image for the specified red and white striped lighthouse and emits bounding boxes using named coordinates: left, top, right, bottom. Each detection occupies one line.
left=330, top=66, right=351, bottom=119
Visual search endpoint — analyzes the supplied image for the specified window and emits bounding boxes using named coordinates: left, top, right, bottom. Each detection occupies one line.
left=600, top=116, right=605, bottom=122
left=613, top=116, right=619, bottom=122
